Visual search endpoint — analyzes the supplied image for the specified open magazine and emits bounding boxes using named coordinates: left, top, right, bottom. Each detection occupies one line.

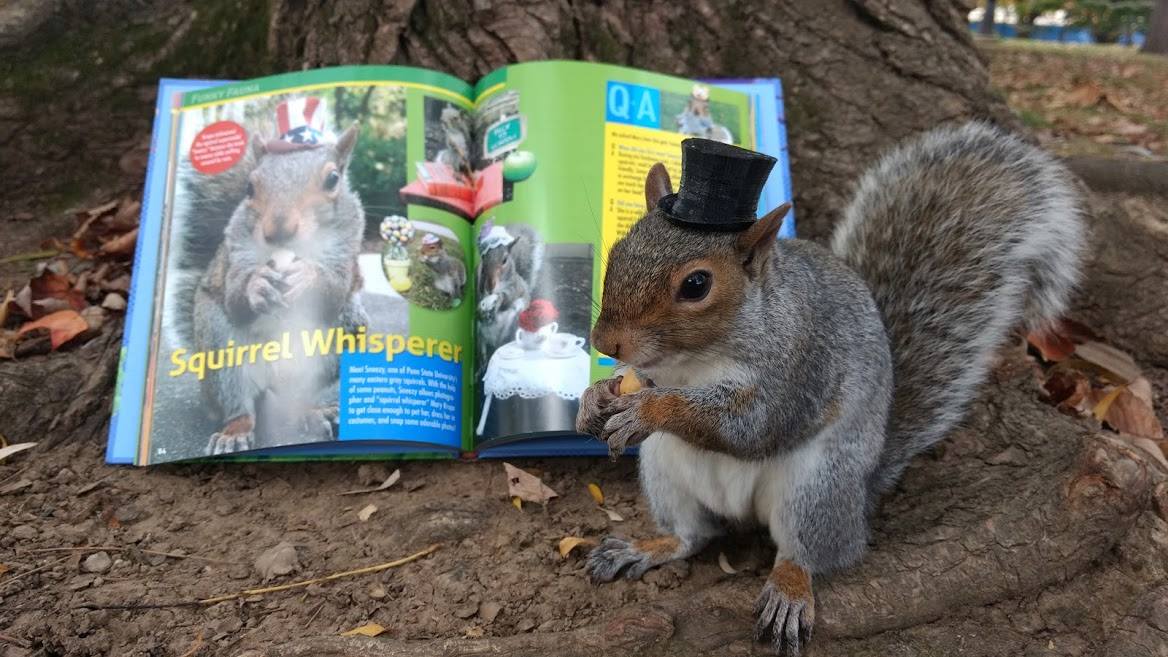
left=105, top=62, right=794, bottom=465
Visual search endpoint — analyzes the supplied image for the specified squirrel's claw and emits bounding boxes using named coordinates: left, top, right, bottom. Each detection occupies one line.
left=575, top=377, right=621, bottom=437
left=600, top=393, right=654, bottom=457
left=754, top=562, right=815, bottom=656
left=205, top=430, right=253, bottom=456
left=246, top=266, right=288, bottom=314
left=586, top=537, right=655, bottom=583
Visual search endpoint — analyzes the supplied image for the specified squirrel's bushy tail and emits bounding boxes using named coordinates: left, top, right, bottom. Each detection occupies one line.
left=831, top=122, right=1085, bottom=493
left=163, top=147, right=258, bottom=346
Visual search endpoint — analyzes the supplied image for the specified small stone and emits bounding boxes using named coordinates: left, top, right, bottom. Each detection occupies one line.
left=52, top=468, right=76, bottom=484
left=478, top=601, right=502, bottom=623
left=369, top=584, right=388, bottom=600
left=10, top=525, right=37, bottom=541
left=82, top=551, right=112, bottom=574
left=357, top=463, right=390, bottom=487
left=67, top=575, right=96, bottom=591
left=517, top=618, right=536, bottom=632
left=453, top=603, right=478, bottom=619
left=113, top=504, right=142, bottom=524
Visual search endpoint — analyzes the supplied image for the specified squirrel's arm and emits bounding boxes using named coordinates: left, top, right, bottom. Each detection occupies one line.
left=598, top=376, right=830, bottom=460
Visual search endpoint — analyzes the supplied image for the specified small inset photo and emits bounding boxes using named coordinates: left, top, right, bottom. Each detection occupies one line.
left=379, top=215, right=467, bottom=311
left=662, top=83, right=739, bottom=144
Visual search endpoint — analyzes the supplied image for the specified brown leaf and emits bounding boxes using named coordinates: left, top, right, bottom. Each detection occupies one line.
left=1101, top=381, right=1164, bottom=440
left=18, top=310, right=89, bottom=349
left=1028, top=328, right=1075, bottom=362
left=1123, top=435, right=1168, bottom=471
left=99, top=228, right=138, bottom=256
left=339, top=469, right=400, bottom=496
left=557, top=537, right=597, bottom=559
left=503, top=463, right=558, bottom=505
left=0, top=330, right=16, bottom=359
left=340, top=623, right=386, bottom=637
left=0, top=442, right=37, bottom=462
left=1074, top=341, right=1141, bottom=384
left=1041, top=369, right=1091, bottom=414
left=599, top=506, right=624, bottom=522
left=1064, top=82, right=1103, bottom=107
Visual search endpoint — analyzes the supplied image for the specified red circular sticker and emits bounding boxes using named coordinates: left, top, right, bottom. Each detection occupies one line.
left=189, top=121, right=248, bottom=175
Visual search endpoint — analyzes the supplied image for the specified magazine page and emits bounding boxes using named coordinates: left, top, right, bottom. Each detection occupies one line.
left=136, top=66, right=478, bottom=465
left=466, top=61, right=762, bottom=455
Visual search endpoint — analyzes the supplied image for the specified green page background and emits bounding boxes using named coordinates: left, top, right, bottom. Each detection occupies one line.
left=468, top=61, right=755, bottom=446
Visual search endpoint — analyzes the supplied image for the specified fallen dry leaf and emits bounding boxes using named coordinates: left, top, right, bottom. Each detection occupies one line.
left=0, top=442, right=36, bottom=462
left=504, top=463, right=558, bottom=505
left=0, top=563, right=9, bottom=576
left=99, top=228, right=138, bottom=256
left=357, top=504, right=378, bottom=522
left=1075, top=341, right=1141, bottom=384
left=1092, top=387, right=1124, bottom=422
left=1101, top=383, right=1163, bottom=440
left=1041, top=369, right=1091, bottom=414
left=101, top=293, right=127, bottom=311
left=463, top=626, right=485, bottom=638
left=18, top=310, right=88, bottom=349
left=339, top=469, right=400, bottom=496
left=1028, top=329, right=1075, bottom=362
left=511, top=496, right=522, bottom=510
left=558, top=537, right=598, bottom=559
left=718, top=552, right=737, bottom=574
left=340, top=623, right=386, bottom=637
left=254, top=542, right=300, bottom=581
left=0, top=330, right=16, bottom=359
left=1123, top=435, right=1168, bottom=471
left=599, top=506, right=624, bottom=522
left=587, top=483, right=604, bottom=505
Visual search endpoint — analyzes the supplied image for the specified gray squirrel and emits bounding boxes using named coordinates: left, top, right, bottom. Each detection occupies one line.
left=167, top=124, right=368, bottom=456
left=475, top=222, right=544, bottom=375
left=418, top=233, right=466, bottom=305
left=435, top=105, right=474, bottom=184
left=575, top=122, right=1084, bottom=656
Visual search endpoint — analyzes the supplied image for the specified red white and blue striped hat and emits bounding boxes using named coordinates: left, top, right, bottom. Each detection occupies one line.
left=275, top=97, right=334, bottom=146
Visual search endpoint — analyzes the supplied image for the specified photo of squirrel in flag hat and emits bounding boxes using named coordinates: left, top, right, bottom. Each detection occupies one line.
left=152, top=86, right=413, bottom=461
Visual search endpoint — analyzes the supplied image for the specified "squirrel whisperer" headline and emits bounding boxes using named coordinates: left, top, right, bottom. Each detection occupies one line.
left=168, top=326, right=463, bottom=380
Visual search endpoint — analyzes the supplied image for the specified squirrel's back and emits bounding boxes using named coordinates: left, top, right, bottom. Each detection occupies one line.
left=831, top=122, right=1085, bottom=492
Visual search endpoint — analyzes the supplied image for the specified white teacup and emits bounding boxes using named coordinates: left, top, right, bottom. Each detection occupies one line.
left=547, top=332, right=585, bottom=355
left=515, top=327, right=547, bottom=350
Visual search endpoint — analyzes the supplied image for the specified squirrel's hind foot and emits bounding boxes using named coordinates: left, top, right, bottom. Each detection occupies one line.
left=206, top=415, right=255, bottom=456
left=586, top=535, right=686, bottom=583
left=754, top=560, right=815, bottom=656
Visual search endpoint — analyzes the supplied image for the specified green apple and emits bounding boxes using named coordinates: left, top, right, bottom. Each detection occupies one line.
left=503, top=150, right=537, bottom=182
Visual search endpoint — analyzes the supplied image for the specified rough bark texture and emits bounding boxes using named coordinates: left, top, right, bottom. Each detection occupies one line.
left=2, top=2, right=1168, bottom=656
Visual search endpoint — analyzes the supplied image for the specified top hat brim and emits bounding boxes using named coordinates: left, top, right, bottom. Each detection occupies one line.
left=658, top=194, right=756, bottom=232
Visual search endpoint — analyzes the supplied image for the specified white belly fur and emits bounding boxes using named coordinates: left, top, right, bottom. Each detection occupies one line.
left=639, top=429, right=824, bottom=527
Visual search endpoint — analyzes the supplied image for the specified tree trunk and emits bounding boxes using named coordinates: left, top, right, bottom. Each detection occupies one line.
left=1145, top=0, right=1168, bottom=54
left=980, top=0, right=998, bottom=35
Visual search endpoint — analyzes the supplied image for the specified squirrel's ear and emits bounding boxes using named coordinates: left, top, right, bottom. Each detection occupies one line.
left=644, top=163, right=673, bottom=211
left=335, top=124, right=360, bottom=168
left=737, top=203, right=791, bottom=278
left=249, top=133, right=267, bottom=161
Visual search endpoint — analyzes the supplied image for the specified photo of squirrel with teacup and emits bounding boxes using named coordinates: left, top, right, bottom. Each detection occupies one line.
left=474, top=219, right=595, bottom=440
left=156, top=89, right=411, bottom=461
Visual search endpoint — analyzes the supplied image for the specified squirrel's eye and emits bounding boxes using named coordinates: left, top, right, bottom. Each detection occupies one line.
left=323, top=170, right=340, bottom=191
left=678, top=270, right=712, bottom=302
left=245, top=182, right=255, bottom=199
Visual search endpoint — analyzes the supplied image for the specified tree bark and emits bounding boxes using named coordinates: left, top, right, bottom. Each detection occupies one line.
left=1145, top=0, right=1168, bottom=54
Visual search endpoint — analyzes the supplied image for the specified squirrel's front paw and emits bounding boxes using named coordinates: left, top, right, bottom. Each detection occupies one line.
left=587, top=537, right=654, bottom=582
left=246, top=266, right=288, bottom=314
left=600, top=393, right=655, bottom=458
left=280, top=259, right=319, bottom=304
left=205, top=415, right=255, bottom=456
left=477, top=293, right=499, bottom=315
left=755, top=560, right=815, bottom=656
left=575, top=377, right=621, bottom=437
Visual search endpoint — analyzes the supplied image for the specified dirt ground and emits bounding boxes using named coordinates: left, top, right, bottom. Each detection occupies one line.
left=3, top=38, right=1168, bottom=657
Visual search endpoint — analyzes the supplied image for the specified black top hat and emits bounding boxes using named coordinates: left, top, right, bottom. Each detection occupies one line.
left=658, top=138, right=777, bottom=232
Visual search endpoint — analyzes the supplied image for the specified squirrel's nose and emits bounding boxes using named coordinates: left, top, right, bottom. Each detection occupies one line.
left=265, top=215, right=298, bottom=245
left=591, top=326, right=621, bottom=359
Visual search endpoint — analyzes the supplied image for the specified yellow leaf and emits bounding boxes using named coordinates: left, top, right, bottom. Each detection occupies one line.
left=587, top=483, right=604, bottom=505
left=340, top=622, right=386, bottom=637
left=511, top=496, right=522, bottom=510
left=1093, top=387, right=1124, bottom=422
left=357, top=504, right=378, bottom=522
left=557, top=536, right=598, bottom=559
